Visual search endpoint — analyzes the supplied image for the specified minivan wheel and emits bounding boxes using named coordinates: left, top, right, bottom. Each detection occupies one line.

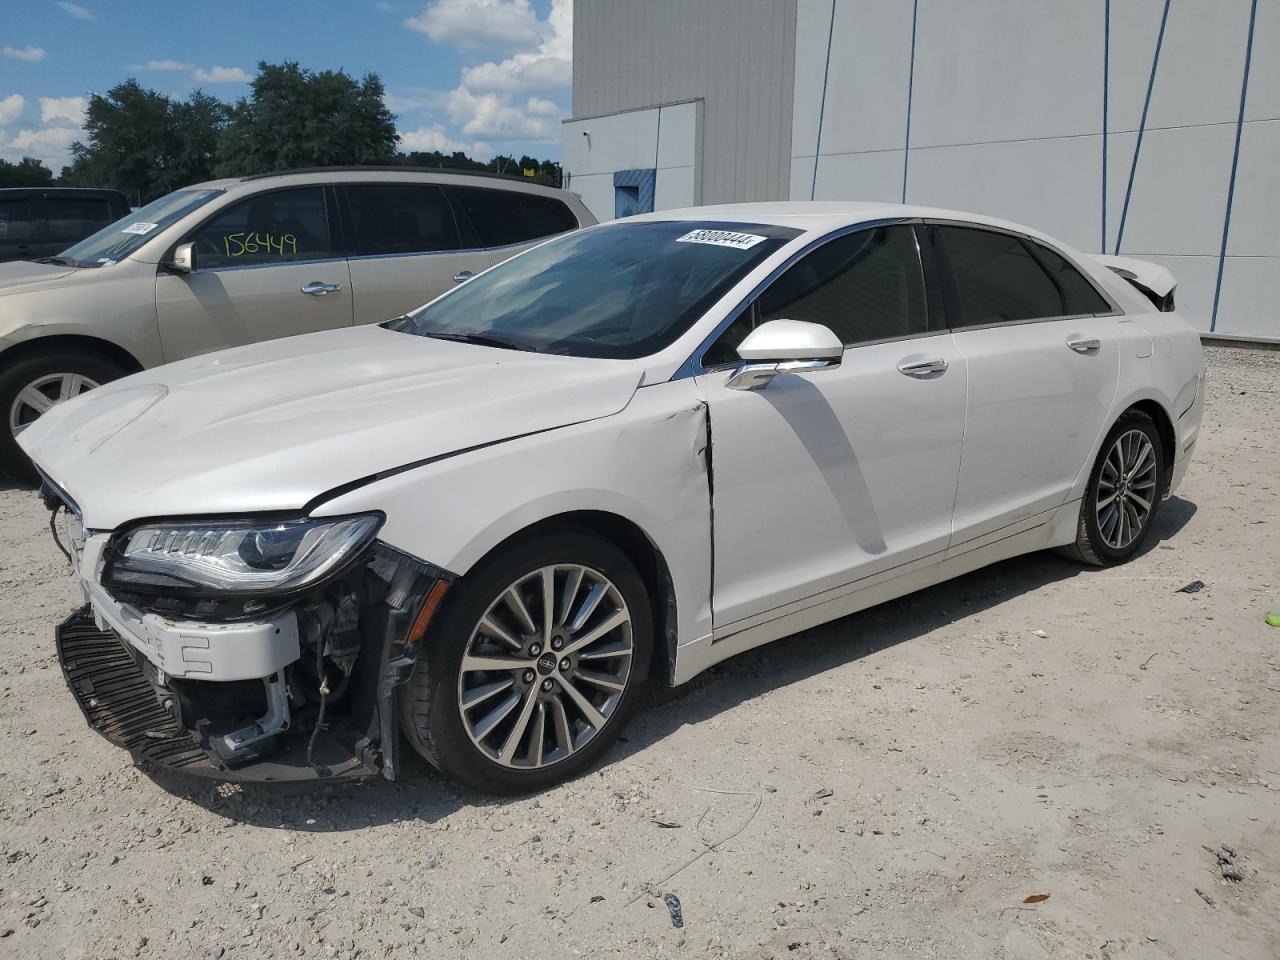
left=0, top=350, right=125, bottom=484
left=400, top=529, right=652, bottom=793
left=1061, top=410, right=1165, bottom=567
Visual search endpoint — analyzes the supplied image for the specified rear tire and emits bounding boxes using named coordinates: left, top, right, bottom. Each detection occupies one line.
left=0, top=349, right=125, bottom=484
left=1060, top=409, right=1165, bottom=567
left=400, top=528, right=653, bottom=794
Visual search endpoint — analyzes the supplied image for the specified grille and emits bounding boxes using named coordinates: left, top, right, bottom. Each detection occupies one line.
left=55, top=606, right=213, bottom=772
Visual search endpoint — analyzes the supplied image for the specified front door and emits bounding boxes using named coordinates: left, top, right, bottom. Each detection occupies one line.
left=155, top=185, right=353, bottom=360
left=930, top=225, right=1121, bottom=544
left=695, top=225, right=967, bottom=630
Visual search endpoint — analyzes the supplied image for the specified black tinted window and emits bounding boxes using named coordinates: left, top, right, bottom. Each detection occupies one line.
left=704, top=226, right=927, bottom=365
left=45, top=196, right=115, bottom=243
left=937, top=226, right=1064, bottom=326
left=193, top=187, right=331, bottom=268
left=1030, top=242, right=1112, bottom=315
left=344, top=184, right=461, bottom=256
left=450, top=186, right=578, bottom=247
left=0, top=198, right=35, bottom=242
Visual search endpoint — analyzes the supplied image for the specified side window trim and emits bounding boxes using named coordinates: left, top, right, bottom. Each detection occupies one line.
left=172, top=184, right=338, bottom=273
left=925, top=219, right=1123, bottom=329
left=676, top=217, right=921, bottom=378
left=1023, top=237, right=1123, bottom=318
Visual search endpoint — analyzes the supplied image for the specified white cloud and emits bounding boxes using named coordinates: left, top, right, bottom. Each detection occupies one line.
left=1, top=125, right=79, bottom=168
left=141, top=59, right=196, bottom=71
left=446, top=89, right=560, bottom=141
left=2, top=46, right=46, bottom=62
left=191, top=65, right=252, bottom=84
left=39, top=95, right=87, bottom=126
left=0, top=94, right=26, bottom=126
left=405, top=0, right=545, bottom=50
left=58, top=2, right=95, bottom=20
left=422, top=0, right=569, bottom=145
left=399, top=123, right=492, bottom=158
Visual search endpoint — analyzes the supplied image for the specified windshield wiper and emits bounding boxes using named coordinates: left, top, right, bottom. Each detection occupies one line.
left=35, top=256, right=81, bottom=267
left=424, top=331, right=532, bottom=352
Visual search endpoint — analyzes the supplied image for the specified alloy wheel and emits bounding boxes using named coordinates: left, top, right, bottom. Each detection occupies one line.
left=457, top=563, right=634, bottom=770
left=1096, top=428, right=1157, bottom=550
left=8, top=372, right=100, bottom=437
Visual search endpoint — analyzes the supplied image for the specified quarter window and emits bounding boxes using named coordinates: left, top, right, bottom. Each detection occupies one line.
left=935, top=226, right=1065, bottom=326
left=1029, top=241, right=1113, bottom=315
left=704, top=225, right=929, bottom=366
left=192, top=187, right=332, bottom=268
left=343, top=184, right=461, bottom=256
left=449, top=186, right=578, bottom=247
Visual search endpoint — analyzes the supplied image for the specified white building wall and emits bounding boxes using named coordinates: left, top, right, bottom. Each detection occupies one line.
left=792, top=0, right=1278, bottom=338
left=561, top=100, right=700, bottom=223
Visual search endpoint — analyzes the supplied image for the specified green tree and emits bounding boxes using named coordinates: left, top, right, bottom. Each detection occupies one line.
left=61, top=79, right=226, bottom=204
left=217, top=62, right=398, bottom=176
left=0, top=157, right=55, bottom=187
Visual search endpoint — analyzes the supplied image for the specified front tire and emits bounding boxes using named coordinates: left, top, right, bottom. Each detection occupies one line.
left=1062, top=410, right=1165, bottom=566
left=0, top=349, right=125, bottom=484
left=400, top=529, right=653, bottom=793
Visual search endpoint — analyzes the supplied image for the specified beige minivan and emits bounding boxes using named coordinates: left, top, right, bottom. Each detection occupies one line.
left=0, top=167, right=595, bottom=480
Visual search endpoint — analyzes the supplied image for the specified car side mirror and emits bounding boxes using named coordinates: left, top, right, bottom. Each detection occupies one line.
left=166, top=242, right=197, bottom=274
left=727, top=319, right=843, bottom=391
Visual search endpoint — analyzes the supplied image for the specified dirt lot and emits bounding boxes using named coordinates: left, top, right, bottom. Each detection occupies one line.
left=1, top=346, right=1278, bottom=960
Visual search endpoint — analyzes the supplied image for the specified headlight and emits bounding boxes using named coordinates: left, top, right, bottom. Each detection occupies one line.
left=103, top=515, right=382, bottom=598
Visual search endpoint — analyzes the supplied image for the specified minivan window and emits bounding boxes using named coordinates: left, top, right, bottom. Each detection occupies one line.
left=0, top=198, right=34, bottom=242
left=449, top=186, right=578, bottom=248
left=388, top=220, right=797, bottom=359
left=45, top=196, right=115, bottom=244
left=193, top=187, right=332, bottom=269
left=935, top=225, right=1065, bottom=326
left=343, top=184, right=461, bottom=256
left=61, top=189, right=222, bottom=267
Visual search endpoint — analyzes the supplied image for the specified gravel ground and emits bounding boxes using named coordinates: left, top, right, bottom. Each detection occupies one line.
left=1, top=346, right=1278, bottom=960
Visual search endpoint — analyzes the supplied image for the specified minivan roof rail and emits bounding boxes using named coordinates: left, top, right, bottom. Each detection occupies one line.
left=239, top=165, right=554, bottom=186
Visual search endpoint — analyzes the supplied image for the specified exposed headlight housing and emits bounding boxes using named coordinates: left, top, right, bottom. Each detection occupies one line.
left=103, top=515, right=383, bottom=602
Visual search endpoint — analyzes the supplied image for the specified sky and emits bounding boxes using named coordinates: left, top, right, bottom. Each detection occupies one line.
left=0, top=0, right=572, bottom=172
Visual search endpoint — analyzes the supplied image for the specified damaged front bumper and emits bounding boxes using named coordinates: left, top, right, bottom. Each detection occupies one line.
left=50, top=508, right=452, bottom=782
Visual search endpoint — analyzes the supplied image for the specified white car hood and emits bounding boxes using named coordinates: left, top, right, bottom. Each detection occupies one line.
left=0, top=259, right=76, bottom=293
left=20, top=325, right=642, bottom=530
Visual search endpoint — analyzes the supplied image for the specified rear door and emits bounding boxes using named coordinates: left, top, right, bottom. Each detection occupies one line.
left=447, top=185, right=581, bottom=266
left=340, top=182, right=491, bottom=323
left=932, top=224, right=1121, bottom=545
left=155, top=185, right=353, bottom=360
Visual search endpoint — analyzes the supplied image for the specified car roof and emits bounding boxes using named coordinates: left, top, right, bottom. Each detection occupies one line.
left=185, top=166, right=577, bottom=200
left=624, top=200, right=1062, bottom=243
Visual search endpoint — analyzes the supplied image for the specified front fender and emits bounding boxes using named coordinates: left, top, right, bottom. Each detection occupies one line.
left=311, top=379, right=715, bottom=651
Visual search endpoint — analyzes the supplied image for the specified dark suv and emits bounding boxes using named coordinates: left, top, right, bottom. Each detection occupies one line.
left=0, top=188, right=131, bottom=262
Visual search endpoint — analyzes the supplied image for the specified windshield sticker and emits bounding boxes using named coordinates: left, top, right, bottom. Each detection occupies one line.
left=120, top=222, right=159, bottom=236
left=675, top=229, right=767, bottom=250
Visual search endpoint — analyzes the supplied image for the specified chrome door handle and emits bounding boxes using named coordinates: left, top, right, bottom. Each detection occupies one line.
left=301, top=281, right=341, bottom=296
left=897, top=357, right=948, bottom=377
left=1067, top=336, right=1101, bottom=353
left=452, top=271, right=475, bottom=284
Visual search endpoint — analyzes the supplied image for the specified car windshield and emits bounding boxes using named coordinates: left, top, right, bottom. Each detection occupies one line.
left=386, top=220, right=799, bottom=359
left=59, top=189, right=223, bottom=267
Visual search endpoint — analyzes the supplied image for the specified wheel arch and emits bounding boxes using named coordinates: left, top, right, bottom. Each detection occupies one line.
left=1125, top=397, right=1176, bottom=482
left=461, top=509, right=679, bottom=687
left=0, top=333, right=145, bottom=376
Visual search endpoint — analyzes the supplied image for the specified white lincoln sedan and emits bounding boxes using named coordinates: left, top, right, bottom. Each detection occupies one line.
left=21, top=202, right=1204, bottom=793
